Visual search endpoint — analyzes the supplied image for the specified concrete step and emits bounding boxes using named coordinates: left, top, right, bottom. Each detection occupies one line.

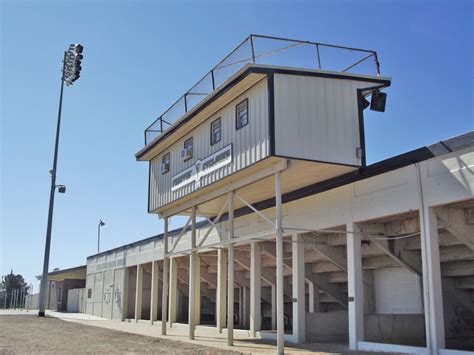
left=454, top=276, right=474, bottom=289
left=440, top=245, right=474, bottom=263
left=441, top=260, right=474, bottom=277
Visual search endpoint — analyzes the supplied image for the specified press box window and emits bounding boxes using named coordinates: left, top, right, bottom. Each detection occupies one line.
left=181, top=137, right=193, bottom=161
left=161, top=153, right=170, bottom=174
left=236, top=99, right=248, bottom=130
left=210, top=118, right=221, bottom=146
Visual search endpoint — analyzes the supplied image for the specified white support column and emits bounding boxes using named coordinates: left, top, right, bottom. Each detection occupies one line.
left=275, top=172, right=284, bottom=355
left=292, top=233, right=306, bottom=343
left=150, top=260, right=159, bottom=323
left=308, top=282, right=320, bottom=313
left=110, top=270, right=116, bottom=320
left=189, top=206, right=197, bottom=340
left=271, top=284, right=276, bottom=330
left=168, top=258, right=178, bottom=326
left=135, top=264, right=143, bottom=322
left=250, top=241, right=261, bottom=337
left=216, top=248, right=227, bottom=333
left=227, top=190, right=235, bottom=346
left=346, top=221, right=364, bottom=350
left=122, top=267, right=129, bottom=321
left=417, top=163, right=446, bottom=352
left=161, top=217, right=169, bottom=335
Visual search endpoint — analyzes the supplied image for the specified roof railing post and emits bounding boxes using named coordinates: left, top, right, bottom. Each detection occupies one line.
left=316, top=44, right=322, bottom=70
left=249, top=35, right=256, bottom=64
left=373, top=52, right=381, bottom=76
left=211, top=70, right=216, bottom=91
left=184, top=94, right=188, bottom=112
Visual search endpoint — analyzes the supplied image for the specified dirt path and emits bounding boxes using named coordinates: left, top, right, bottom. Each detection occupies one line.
left=0, top=315, right=239, bottom=354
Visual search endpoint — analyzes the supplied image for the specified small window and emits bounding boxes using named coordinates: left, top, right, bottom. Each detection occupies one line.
left=183, top=137, right=193, bottom=161
left=161, top=153, right=170, bottom=174
left=236, top=99, right=249, bottom=130
left=88, top=289, right=92, bottom=299
left=210, top=118, right=221, bottom=146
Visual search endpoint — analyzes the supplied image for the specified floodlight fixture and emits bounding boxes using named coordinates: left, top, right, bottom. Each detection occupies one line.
left=63, top=43, right=84, bottom=86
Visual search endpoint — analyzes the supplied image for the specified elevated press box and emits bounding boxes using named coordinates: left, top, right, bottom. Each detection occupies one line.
left=136, top=64, right=391, bottom=216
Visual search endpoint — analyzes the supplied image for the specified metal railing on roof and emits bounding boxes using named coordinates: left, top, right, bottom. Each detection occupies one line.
left=144, top=34, right=381, bottom=145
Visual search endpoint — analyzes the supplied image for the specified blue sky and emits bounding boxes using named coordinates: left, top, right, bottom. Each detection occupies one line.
left=1, top=0, right=472, bottom=286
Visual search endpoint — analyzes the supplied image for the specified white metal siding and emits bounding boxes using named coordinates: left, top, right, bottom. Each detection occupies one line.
left=150, top=78, right=270, bottom=211
left=274, top=74, right=379, bottom=166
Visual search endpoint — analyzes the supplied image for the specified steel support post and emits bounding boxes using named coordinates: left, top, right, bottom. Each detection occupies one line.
left=275, top=172, right=285, bottom=355
left=227, top=190, right=235, bottom=346
left=194, top=255, right=201, bottom=325
left=150, top=260, right=159, bottom=323
left=161, top=217, right=169, bottom=335
left=135, top=264, right=143, bottom=322
left=216, top=248, right=227, bottom=333
left=346, top=221, right=364, bottom=349
left=292, top=233, right=306, bottom=343
left=168, top=258, right=178, bottom=326
left=250, top=241, right=261, bottom=337
left=189, top=206, right=197, bottom=340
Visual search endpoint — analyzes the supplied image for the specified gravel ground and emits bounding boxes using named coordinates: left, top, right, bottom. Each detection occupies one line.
left=0, top=315, right=239, bottom=354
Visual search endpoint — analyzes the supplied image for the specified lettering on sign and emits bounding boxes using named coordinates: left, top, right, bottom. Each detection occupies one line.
left=95, top=258, right=124, bottom=272
left=171, top=144, right=233, bottom=191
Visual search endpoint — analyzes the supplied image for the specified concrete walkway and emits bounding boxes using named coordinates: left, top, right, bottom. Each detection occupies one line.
left=1, top=310, right=384, bottom=354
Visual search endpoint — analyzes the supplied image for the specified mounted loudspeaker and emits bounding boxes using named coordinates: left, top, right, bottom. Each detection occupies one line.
left=370, top=90, right=387, bottom=112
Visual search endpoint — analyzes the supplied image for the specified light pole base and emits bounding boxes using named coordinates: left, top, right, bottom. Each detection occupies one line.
left=38, top=311, right=46, bottom=317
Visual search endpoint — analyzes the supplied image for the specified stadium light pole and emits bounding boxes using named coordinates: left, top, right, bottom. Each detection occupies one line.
left=97, top=220, right=105, bottom=254
left=38, top=44, right=84, bottom=317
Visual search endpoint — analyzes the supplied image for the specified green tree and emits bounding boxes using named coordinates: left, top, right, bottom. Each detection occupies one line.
left=1, top=271, right=30, bottom=308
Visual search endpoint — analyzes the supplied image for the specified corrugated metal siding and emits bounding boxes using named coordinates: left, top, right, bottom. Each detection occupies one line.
left=274, top=74, right=378, bottom=166
left=150, top=78, right=270, bottom=212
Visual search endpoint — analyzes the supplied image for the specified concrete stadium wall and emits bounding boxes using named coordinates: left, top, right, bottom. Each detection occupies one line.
left=84, top=145, right=473, bottom=353
left=306, top=312, right=425, bottom=346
